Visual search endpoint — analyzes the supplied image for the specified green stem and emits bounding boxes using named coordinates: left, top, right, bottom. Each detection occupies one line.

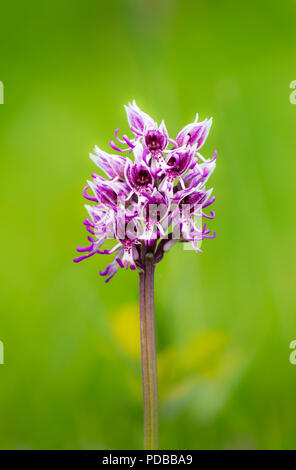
left=139, top=254, right=159, bottom=450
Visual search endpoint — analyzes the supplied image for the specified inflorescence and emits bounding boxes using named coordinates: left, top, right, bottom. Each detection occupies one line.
left=74, top=101, right=217, bottom=282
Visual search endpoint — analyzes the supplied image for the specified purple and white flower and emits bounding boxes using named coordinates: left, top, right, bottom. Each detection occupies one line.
left=74, top=101, right=217, bottom=282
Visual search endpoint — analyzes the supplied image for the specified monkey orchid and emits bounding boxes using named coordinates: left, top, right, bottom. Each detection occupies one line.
left=74, top=101, right=217, bottom=449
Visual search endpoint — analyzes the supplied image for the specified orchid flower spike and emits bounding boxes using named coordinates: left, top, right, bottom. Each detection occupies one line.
left=74, top=101, right=217, bottom=281
left=74, top=101, right=218, bottom=451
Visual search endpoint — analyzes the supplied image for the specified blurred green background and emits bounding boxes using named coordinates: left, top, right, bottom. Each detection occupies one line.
left=1, top=0, right=296, bottom=450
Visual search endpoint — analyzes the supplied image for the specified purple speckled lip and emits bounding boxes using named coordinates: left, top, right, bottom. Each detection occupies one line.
left=74, top=100, right=217, bottom=282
